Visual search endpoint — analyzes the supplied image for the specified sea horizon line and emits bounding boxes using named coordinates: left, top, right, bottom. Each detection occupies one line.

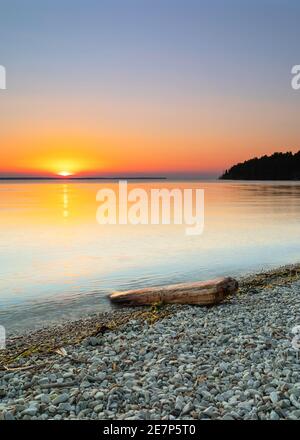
left=0, top=176, right=168, bottom=180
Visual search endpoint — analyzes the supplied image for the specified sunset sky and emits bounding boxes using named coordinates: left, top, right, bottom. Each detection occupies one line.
left=1, top=0, right=300, bottom=178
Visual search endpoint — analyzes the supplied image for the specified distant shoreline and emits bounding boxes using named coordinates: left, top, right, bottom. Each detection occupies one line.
left=0, top=176, right=167, bottom=181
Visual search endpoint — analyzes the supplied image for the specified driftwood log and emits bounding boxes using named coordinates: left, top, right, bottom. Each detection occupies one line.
left=109, top=277, right=238, bottom=306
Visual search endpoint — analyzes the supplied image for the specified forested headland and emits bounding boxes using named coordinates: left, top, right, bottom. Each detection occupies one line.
left=220, top=151, right=300, bottom=180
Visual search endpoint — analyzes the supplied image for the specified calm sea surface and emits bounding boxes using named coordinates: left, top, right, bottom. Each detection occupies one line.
left=1, top=180, right=300, bottom=332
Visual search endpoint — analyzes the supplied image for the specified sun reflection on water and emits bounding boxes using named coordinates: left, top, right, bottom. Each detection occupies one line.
left=62, top=184, right=69, bottom=218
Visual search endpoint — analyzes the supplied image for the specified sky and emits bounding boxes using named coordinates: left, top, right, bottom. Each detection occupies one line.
left=1, top=0, right=300, bottom=177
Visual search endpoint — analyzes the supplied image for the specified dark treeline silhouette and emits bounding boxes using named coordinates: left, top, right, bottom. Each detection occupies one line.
left=220, top=151, right=300, bottom=180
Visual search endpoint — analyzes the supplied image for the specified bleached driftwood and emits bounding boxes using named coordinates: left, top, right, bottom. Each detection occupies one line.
left=109, top=277, right=238, bottom=306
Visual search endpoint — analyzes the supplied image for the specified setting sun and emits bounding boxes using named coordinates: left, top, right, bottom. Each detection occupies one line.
left=58, top=171, right=73, bottom=177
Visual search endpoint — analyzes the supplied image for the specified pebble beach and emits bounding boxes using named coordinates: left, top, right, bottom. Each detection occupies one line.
left=1, top=265, right=300, bottom=420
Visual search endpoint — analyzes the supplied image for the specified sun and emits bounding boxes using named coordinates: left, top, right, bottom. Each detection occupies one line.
left=57, top=171, right=73, bottom=177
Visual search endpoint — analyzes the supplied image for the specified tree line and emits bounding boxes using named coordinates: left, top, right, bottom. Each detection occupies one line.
left=220, top=151, right=300, bottom=180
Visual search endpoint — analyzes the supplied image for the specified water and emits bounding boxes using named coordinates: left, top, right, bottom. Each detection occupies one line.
left=1, top=180, right=300, bottom=332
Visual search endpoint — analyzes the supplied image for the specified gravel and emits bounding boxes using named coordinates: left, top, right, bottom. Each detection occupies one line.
left=1, top=275, right=300, bottom=420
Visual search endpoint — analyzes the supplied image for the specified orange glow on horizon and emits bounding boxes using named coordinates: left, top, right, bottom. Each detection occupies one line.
left=1, top=123, right=299, bottom=177
left=2, top=70, right=300, bottom=178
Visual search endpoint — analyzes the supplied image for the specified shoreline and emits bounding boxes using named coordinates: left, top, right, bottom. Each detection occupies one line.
left=1, top=262, right=300, bottom=420
left=2, top=262, right=300, bottom=367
